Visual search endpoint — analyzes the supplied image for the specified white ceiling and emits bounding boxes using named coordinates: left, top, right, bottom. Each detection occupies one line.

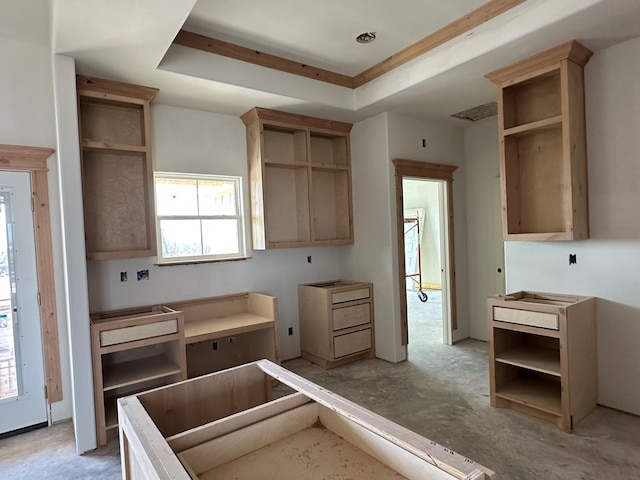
left=7, top=0, right=640, bottom=125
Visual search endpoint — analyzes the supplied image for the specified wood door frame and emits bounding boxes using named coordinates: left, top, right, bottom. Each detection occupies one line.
left=0, top=144, right=61, bottom=403
left=393, top=158, right=458, bottom=345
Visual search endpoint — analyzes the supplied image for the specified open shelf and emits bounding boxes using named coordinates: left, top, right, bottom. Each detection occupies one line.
left=495, top=376, right=561, bottom=416
left=79, top=98, right=145, bottom=147
left=242, top=107, right=353, bottom=249
left=310, top=132, right=348, bottom=166
left=486, top=41, right=591, bottom=241
left=103, top=355, right=182, bottom=391
left=263, top=126, right=307, bottom=164
left=263, top=164, right=311, bottom=245
left=496, top=345, right=560, bottom=376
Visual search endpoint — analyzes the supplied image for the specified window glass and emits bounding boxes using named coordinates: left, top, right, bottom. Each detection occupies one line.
left=154, top=173, right=245, bottom=263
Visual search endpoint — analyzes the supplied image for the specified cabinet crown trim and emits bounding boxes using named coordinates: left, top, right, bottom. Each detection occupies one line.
left=241, top=107, right=352, bottom=133
left=485, top=40, right=593, bottom=85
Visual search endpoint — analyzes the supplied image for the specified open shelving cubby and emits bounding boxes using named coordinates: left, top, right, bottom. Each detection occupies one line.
left=242, top=107, right=353, bottom=249
left=487, top=291, right=596, bottom=432
left=486, top=40, right=592, bottom=241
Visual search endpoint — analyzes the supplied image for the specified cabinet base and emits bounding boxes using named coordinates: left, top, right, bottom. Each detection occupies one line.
left=301, top=350, right=374, bottom=370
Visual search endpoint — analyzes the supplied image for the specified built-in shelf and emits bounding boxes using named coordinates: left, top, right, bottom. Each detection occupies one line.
left=241, top=107, right=353, bottom=249
left=103, top=355, right=182, bottom=391
left=485, top=40, right=592, bottom=241
left=495, top=377, right=562, bottom=416
left=184, top=313, right=276, bottom=344
left=495, top=345, right=560, bottom=376
left=488, top=291, right=596, bottom=432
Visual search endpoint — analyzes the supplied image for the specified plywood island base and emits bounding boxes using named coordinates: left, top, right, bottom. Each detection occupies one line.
left=118, top=360, right=494, bottom=480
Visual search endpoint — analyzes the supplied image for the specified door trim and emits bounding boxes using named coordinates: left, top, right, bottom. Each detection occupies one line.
left=392, top=158, right=458, bottom=345
left=0, top=144, right=61, bottom=403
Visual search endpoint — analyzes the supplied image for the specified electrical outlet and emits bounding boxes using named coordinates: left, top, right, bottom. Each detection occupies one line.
left=307, top=255, right=312, bottom=264
left=212, top=340, right=218, bottom=351
left=569, top=254, right=577, bottom=265
left=288, top=327, right=294, bottom=336
left=137, top=269, right=149, bottom=281
left=120, top=271, right=127, bottom=282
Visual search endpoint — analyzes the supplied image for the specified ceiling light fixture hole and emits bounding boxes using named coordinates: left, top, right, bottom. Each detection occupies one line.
left=356, top=32, right=376, bottom=44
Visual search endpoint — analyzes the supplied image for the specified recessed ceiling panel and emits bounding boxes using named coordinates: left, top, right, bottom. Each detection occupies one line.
left=183, top=0, right=487, bottom=76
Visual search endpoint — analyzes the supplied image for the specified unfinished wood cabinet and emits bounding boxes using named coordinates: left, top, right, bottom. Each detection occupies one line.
left=486, top=41, right=592, bottom=241
left=166, top=292, right=279, bottom=378
left=299, top=280, right=374, bottom=369
left=118, top=360, right=494, bottom=479
left=77, top=75, right=158, bottom=259
left=241, top=107, right=353, bottom=249
left=487, top=291, right=597, bottom=432
left=90, top=306, right=186, bottom=445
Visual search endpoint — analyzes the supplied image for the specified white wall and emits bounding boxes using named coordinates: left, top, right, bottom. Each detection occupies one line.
left=86, top=105, right=345, bottom=361
left=0, top=36, right=75, bottom=426
left=343, top=113, right=402, bottom=361
left=463, top=119, right=501, bottom=341
left=503, top=37, right=640, bottom=415
left=386, top=112, right=469, bottom=342
left=403, top=179, right=442, bottom=287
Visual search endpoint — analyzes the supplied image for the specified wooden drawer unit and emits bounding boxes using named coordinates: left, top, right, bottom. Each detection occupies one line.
left=487, top=291, right=596, bottom=432
left=90, top=306, right=187, bottom=445
left=298, top=280, right=374, bottom=369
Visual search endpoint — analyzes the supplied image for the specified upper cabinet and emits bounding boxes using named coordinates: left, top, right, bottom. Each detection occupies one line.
left=486, top=41, right=592, bottom=241
left=77, top=76, right=159, bottom=260
left=241, top=107, right=353, bottom=249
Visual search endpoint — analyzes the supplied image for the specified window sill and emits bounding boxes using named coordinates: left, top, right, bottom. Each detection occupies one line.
left=155, top=256, right=251, bottom=267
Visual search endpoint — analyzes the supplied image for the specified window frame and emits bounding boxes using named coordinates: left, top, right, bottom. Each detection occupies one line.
left=154, top=172, right=247, bottom=264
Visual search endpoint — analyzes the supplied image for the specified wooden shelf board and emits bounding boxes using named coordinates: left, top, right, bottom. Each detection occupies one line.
left=493, top=321, right=560, bottom=338
left=496, top=345, right=561, bottom=376
left=185, top=313, right=275, bottom=344
left=264, top=159, right=308, bottom=167
left=503, top=115, right=562, bottom=137
left=311, top=163, right=349, bottom=171
left=496, top=377, right=561, bottom=416
left=82, top=140, right=147, bottom=153
left=103, top=355, right=181, bottom=391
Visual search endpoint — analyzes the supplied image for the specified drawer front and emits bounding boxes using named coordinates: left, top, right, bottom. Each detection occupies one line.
left=493, top=307, right=558, bottom=330
left=100, top=319, right=178, bottom=347
left=333, top=328, right=372, bottom=358
left=333, top=303, right=371, bottom=331
left=331, top=287, right=370, bottom=304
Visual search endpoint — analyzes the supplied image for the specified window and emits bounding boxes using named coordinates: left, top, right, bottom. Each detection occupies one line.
left=154, top=172, right=246, bottom=263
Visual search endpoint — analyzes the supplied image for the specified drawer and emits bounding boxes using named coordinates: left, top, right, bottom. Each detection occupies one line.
left=493, top=306, right=558, bottom=330
left=333, top=328, right=372, bottom=358
left=333, top=303, right=371, bottom=331
left=100, top=319, right=179, bottom=347
left=331, top=287, right=370, bottom=304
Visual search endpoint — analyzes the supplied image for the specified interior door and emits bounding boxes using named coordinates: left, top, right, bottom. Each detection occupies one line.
left=0, top=171, right=48, bottom=435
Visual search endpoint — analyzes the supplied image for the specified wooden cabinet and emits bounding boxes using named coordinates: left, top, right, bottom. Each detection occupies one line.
left=298, top=280, right=374, bottom=369
left=119, top=360, right=494, bottom=480
left=77, top=75, right=158, bottom=259
left=166, top=292, right=280, bottom=378
left=90, top=306, right=187, bottom=445
left=241, top=107, right=353, bottom=249
left=485, top=41, right=592, bottom=241
left=487, top=291, right=597, bottom=432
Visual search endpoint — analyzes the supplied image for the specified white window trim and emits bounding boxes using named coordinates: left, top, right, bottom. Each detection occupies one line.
left=154, top=172, right=247, bottom=264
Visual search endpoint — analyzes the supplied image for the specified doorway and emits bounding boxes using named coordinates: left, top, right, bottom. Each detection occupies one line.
left=402, top=177, right=448, bottom=348
left=0, top=171, right=48, bottom=436
left=393, top=159, right=458, bottom=352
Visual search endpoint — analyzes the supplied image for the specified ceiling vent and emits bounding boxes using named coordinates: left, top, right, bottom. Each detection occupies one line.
left=451, top=102, right=497, bottom=121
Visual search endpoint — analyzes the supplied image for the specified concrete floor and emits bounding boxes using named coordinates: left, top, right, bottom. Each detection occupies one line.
left=1, top=291, right=640, bottom=479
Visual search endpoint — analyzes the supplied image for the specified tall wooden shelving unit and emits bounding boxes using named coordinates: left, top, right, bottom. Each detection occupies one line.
left=77, top=75, right=158, bottom=259
left=241, top=107, right=353, bottom=249
left=486, top=41, right=592, bottom=241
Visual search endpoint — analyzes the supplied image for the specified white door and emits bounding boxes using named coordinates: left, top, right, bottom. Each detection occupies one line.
left=0, top=171, right=48, bottom=435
